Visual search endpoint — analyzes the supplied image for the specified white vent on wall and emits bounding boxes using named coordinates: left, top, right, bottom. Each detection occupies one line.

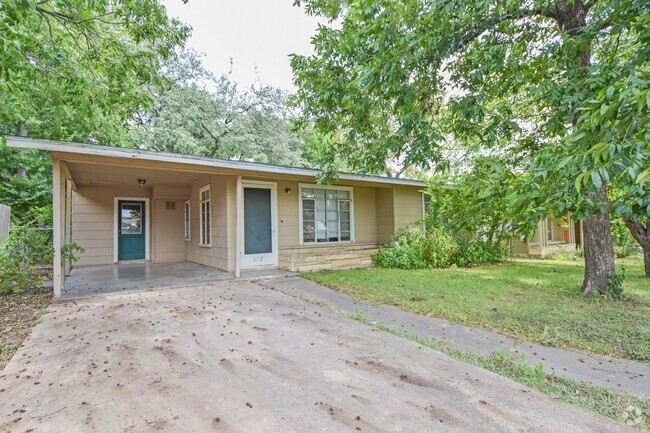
left=165, top=201, right=176, bottom=211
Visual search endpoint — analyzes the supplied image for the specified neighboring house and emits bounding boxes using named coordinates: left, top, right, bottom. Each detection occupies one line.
left=511, top=217, right=582, bottom=258
left=5, top=136, right=426, bottom=297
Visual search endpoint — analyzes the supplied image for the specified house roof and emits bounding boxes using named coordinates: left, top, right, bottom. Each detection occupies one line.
left=4, top=135, right=427, bottom=187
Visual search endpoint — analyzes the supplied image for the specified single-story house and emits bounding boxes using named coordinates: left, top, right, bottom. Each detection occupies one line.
left=5, top=136, right=427, bottom=297
left=511, top=217, right=582, bottom=258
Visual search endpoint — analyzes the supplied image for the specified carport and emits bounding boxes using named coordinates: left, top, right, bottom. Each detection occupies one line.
left=62, top=261, right=291, bottom=298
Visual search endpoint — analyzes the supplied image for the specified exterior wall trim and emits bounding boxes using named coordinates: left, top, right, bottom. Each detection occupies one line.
left=5, top=135, right=426, bottom=187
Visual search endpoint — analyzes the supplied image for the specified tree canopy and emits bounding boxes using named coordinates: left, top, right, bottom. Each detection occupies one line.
left=128, top=50, right=308, bottom=166
left=0, top=0, right=190, bottom=143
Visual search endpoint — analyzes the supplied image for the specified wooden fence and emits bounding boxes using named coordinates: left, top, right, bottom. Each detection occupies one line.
left=0, top=204, right=9, bottom=240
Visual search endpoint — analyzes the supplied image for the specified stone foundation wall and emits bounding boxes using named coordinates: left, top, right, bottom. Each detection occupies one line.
left=516, top=242, right=577, bottom=259
left=279, top=243, right=379, bottom=272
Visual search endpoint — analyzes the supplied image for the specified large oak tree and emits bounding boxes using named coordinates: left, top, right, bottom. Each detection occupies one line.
left=291, top=0, right=649, bottom=295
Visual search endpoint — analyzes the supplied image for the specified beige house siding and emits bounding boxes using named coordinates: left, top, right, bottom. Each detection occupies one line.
left=511, top=217, right=578, bottom=259
left=185, top=175, right=233, bottom=271
left=393, top=185, right=424, bottom=233
left=151, top=184, right=190, bottom=263
left=151, top=198, right=185, bottom=262
left=352, top=186, right=377, bottom=244
left=71, top=186, right=152, bottom=267
left=276, top=179, right=300, bottom=247
left=376, top=188, right=394, bottom=244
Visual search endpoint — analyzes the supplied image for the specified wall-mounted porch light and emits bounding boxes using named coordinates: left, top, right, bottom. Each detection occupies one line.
left=138, top=178, right=147, bottom=186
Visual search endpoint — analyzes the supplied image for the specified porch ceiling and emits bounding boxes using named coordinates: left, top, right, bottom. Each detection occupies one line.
left=66, top=161, right=207, bottom=188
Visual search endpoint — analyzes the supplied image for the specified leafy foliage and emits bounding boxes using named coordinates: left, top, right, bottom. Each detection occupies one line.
left=0, top=0, right=190, bottom=143
left=0, top=227, right=51, bottom=294
left=0, top=141, right=52, bottom=226
left=129, top=50, right=308, bottom=166
left=606, top=267, right=626, bottom=301
left=372, top=226, right=505, bottom=270
left=0, top=226, right=84, bottom=294
left=424, top=157, right=521, bottom=243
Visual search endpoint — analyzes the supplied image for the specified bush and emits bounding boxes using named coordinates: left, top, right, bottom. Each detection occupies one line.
left=372, top=226, right=506, bottom=270
left=372, top=227, right=437, bottom=269
left=451, top=238, right=507, bottom=267
left=0, top=228, right=53, bottom=294
left=0, top=226, right=84, bottom=294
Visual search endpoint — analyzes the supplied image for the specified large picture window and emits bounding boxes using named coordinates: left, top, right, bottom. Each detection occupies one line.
left=199, top=185, right=211, bottom=246
left=300, top=185, right=353, bottom=244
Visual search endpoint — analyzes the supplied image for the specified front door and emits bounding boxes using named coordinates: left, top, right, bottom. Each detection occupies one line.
left=241, top=183, right=277, bottom=267
left=118, top=200, right=146, bottom=260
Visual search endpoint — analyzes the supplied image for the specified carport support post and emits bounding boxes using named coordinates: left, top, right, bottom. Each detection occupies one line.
left=235, top=175, right=242, bottom=278
left=52, top=159, right=63, bottom=297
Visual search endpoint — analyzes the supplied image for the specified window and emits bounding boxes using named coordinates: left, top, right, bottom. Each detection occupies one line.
left=546, top=217, right=553, bottom=241
left=184, top=200, right=190, bottom=241
left=300, top=185, right=352, bottom=244
left=423, top=194, right=431, bottom=216
left=199, top=185, right=211, bottom=246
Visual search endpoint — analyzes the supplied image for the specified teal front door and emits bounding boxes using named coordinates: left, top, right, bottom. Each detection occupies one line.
left=118, top=200, right=146, bottom=260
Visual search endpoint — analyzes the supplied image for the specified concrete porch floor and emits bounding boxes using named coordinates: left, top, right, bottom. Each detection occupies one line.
left=62, top=261, right=293, bottom=298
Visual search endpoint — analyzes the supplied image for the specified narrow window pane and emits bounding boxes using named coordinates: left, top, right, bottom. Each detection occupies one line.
left=339, top=201, right=350, bottom=211
left=302, top=188, right=314, bottom=199
left=303, top=209, right=315, bottom=220
left=303, top=222, right=315, bottom=242
left=326, top=190, right=338, bottom=200
left=339, top=191, right=349, bottom=200
left=303, top=199, right=315, bottom=210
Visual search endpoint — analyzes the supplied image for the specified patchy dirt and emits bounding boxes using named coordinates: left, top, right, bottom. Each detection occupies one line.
left=0, top=286, right=52, bottom=370
left=0, top=281, right=636, bottom=433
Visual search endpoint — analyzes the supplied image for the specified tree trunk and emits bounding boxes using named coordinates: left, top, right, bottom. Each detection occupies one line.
left=581, top=185, right=616, bottom=296
left=624, top=217, right=650, bottom=277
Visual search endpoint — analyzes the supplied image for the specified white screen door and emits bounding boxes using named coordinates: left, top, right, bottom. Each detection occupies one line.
left=241, top=182, right=277, bottom=267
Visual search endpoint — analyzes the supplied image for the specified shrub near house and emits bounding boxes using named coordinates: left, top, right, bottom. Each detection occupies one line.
left=373, top=227, right=506, bottom=270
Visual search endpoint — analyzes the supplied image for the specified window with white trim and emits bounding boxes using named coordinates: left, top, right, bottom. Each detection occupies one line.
left=199, top=185, right=211, bottom=246
left=184, top=200, right=190, bottom=240
left=300, top=185, right=352, bottom=243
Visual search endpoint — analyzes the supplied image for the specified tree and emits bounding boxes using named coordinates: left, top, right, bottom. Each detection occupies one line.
left=0, top=0, right=189, bottom=143
left=291, top=0, right=649, bottom=295
left=129, top=51, right=307, bottom=166
left=0, top=141, right=52, bottom=226
left=425, top=157, right=520, bottom=246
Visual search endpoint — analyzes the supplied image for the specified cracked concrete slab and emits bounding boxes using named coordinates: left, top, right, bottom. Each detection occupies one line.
left=0, top=280, right=636, bottom=432
left=259, top=276, right=650, bottom=397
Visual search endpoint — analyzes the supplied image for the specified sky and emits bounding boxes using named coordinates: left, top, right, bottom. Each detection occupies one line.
left=162, top=0, right=323, bottom=91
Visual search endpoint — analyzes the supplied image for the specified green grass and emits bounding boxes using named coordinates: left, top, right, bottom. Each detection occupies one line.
left=351, top=312, right=650, bottom=431
left=304, top=257, right=650, bottom=362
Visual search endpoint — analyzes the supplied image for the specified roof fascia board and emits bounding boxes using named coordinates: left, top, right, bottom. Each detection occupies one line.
left=4, top=135, right=426, bottom=187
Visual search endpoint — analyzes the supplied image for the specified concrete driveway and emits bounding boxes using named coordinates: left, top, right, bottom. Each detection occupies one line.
left=0, top=280, right=634, bottom=433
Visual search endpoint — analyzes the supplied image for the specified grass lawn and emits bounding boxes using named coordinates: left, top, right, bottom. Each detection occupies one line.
left=303, top=257, right=650, bottom=362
